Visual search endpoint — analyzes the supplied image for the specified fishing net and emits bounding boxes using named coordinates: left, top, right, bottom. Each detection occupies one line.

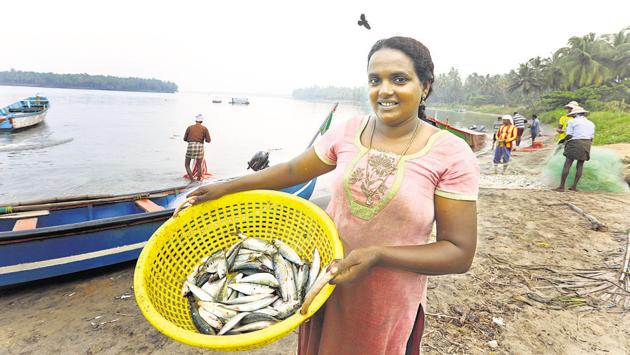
left=542, top=147, right=629, bottom=192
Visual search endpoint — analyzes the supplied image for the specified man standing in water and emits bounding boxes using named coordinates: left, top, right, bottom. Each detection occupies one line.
left=554, top=107, right=595, bottom=192
left=183, top=114, right=211, bottom=182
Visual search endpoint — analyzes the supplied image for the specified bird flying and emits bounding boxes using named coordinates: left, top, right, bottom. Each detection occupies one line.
left=358, top=13, right=371, bottom=30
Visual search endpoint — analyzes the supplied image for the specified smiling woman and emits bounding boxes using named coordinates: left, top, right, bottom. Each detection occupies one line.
left=186, top=36, right=480, bottom=355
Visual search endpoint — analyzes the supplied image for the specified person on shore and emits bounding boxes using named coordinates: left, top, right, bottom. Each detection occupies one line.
left=530, top=114, right=541, bottom=145
left=554, top=107, right=595, bottom=192
left=512, top=112, right=527, bottom=147
left=492, top=115, right=502, bottom=150
left=183, top=114, right=211, bottom=182
left=184, top=36, right=479, bottom=355
left=493, top=115, right=517, bottom=174
left=556, top=101, right=579, bottom=144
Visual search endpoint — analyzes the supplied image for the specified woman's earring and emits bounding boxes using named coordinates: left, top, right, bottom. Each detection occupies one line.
left=420, top=96, right=426, bottom=105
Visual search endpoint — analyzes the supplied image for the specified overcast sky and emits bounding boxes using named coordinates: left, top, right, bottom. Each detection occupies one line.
left=2, top=0, right=629, bottom=95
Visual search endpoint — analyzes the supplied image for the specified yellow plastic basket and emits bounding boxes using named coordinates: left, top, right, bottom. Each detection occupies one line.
left=133, top=190, right=343, bottom=351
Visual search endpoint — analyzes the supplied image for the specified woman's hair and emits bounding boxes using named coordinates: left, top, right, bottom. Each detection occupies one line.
left=367, top=36, right=435, bottom=123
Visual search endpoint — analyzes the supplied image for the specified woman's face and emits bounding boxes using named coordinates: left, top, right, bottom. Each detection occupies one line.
left=367, top=48, right=429, bottom=126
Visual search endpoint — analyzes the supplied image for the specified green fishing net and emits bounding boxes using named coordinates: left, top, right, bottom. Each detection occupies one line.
left=543, top=147, right=629, bottom=192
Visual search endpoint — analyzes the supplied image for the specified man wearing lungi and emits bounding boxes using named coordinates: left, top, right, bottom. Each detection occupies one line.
left=554, top=107, right=595, bottom=192
left=183, top=114, right=211, bottom=182
left=494, top=115, right=518, bottom=174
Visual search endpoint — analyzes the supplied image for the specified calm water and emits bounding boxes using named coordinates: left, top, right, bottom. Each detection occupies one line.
left=0, top=86, right=491, bottom=203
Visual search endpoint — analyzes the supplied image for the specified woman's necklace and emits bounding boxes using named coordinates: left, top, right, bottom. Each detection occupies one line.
left=363, top=118, right=420, bottom=206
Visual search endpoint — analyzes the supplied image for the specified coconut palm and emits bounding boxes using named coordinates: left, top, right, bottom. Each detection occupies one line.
left=557, top=33, right=611, bottom=88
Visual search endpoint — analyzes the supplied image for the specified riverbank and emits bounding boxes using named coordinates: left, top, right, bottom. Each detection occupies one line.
left=1, top=134, right=628, bottom=354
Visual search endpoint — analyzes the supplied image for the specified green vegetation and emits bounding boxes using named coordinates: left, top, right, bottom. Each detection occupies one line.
left=0, top=69, right=178, bottom=93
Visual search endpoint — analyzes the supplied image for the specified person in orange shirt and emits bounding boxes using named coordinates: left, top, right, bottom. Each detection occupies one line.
left=493, top=115, right=518, bottom=174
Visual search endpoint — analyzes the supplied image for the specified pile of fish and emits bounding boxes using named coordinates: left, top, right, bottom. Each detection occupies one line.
left=182, top=232, right=335, bottom=336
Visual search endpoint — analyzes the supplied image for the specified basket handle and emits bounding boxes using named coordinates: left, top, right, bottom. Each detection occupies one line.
left=172, top=197, right=195, bottom=217
left=300, top=262, right=339, bottom=315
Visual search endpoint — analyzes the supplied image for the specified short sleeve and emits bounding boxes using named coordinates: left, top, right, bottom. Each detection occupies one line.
left=435, top=137, right=480, bottom=201
left=313, top=121, right=346, bottom=166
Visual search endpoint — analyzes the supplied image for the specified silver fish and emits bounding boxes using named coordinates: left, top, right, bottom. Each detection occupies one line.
left=296, top=263, right=310, bottom=301
left=201, top=277, right=227, bottom=301
left=240, top=312, right=279, bottom=325
left=186, top=281, right=213, bottom=302
left=232, top=261, right=274, bottom=274
left=273, top=299, right=300, bottom=319
left=228, top=282, right=276, bottom=295
left=239, top=235, right=277, bottom=255
left=218, top=312, right=251, bottom=335
left=273, top=239, right=304, bottom=265
left=198, top=301, right=239, bottom=320
left=222, top=295, right=278, bottom=312
left=239, top=273, right=280, bottom=287
left=198, top=307, right=224, bottom=330
left=221, top=293, right=271, bottom=305
left=272, top=253, right=292, bottom=302
left=189, top=297, right=216, bottom=334
left=306, top=248, right=321, bottom=292
left=231, top=320, right=276, bottom=333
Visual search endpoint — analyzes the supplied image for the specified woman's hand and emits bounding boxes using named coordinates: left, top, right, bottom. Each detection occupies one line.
left=330, top=247, right=381, bottom=285
left=186, top=183, right=230, bottom=205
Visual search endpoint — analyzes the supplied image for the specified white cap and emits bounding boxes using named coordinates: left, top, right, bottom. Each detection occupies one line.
left=195, top=114, right=204, bottom=122
left=568, top=107, right=588, bottom=116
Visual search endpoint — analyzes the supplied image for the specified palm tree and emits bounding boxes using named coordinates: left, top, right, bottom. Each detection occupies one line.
left=508, top=63, right=544, bottom=98
left=557, top=33, right=611, bottom=88
left=602, top=27, right=630, bottom=82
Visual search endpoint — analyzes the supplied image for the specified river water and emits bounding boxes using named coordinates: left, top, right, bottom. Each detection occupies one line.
left=0, top=86, right=494, bottom=203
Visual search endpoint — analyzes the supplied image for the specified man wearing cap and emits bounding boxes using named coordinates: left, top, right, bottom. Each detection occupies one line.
left=556, top=101, right=579, bottom=143
left=512, top=112, right=528, bottom=147
left=493, top=115, right=518, bottom=174
left=554, top=107, right=595, bottom=192
left=183, top=114, right=211, bottom=182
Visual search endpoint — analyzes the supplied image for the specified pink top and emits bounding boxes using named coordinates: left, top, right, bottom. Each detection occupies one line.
left=299, top=116, right=479, bottom=355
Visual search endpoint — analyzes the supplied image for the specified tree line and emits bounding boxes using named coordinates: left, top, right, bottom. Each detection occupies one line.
left=293, top=26, right=630, bottom=112
left=0, top=69, right=178, bottom=93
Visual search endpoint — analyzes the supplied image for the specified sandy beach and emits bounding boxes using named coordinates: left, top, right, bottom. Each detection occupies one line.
left=1, top=133, right=629, bottom=354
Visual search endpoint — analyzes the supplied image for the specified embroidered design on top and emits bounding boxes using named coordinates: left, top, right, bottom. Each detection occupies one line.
left=349, top=151, right=398, bottom=206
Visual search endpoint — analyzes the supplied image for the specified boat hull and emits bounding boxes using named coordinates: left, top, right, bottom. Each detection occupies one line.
left=430, top=117, right=486, bottom=152
left=0, top=181, right=317, bottom=287
left=0, top=96, right=50, bottom=131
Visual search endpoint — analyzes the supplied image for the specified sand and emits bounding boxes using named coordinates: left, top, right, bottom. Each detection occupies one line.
left=1, top=132, right=629, bottom=354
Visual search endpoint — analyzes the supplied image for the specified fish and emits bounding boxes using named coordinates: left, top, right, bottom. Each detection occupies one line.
left=187, top=281, right=213, bottom=302
left=218, top=312, right=251, bottom=335
left=306, top=248, right=321, bottom=292
left=238, top=234, right=278, bottom=255
left=189, top=296, right=216, bottom=335
left=231, top=320, right=277, bottom=333
left=221, top=295, right=278, bottom=312
left=198, top=301, right=239, bottom=320
left=300, top=262, right=337, bottom=315
left=240, top=312, right=279, bottom=325
left=228, top=282, right=276, bottom=295
left=221, top=293, right=271, bottom=305
left=272, top=253, right=292, bottom=302
left=273, top=239, right=304, bottom=265
left=239, top=273, right=280, bottom=287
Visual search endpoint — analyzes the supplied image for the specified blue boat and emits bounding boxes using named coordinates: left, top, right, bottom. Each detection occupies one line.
left=0, top=95, right=50, bottom=131
left=0, top=182, right=317, bottom=287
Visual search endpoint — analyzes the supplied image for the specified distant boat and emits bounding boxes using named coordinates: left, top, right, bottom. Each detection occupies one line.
left=0, top=96, right=50, bottom=131
left=428, top=116, right=486, bottom=152
left=455, top=108, right=467, bottom=113
left=211, top=99, right=222, bottom=104
left=229, top=98, right=250, bottom=105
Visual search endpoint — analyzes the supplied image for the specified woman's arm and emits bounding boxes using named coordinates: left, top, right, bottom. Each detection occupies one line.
left=332, top=196, right=477, bottom=284
left=186, top=148, right=335, bottom=204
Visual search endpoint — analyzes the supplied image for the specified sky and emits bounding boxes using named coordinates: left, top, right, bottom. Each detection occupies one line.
left=2, top=0, right=629, bottom=95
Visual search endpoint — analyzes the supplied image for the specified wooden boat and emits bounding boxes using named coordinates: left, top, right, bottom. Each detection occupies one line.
left=229, top=98, right=250, bottom=105
left=0, top=181, right=317, bottom=287
left=211, top=99, right=222, bottom=103
left=0, top=95, right=50, bottom=131
left=428, top=116, right=486, bottom=152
